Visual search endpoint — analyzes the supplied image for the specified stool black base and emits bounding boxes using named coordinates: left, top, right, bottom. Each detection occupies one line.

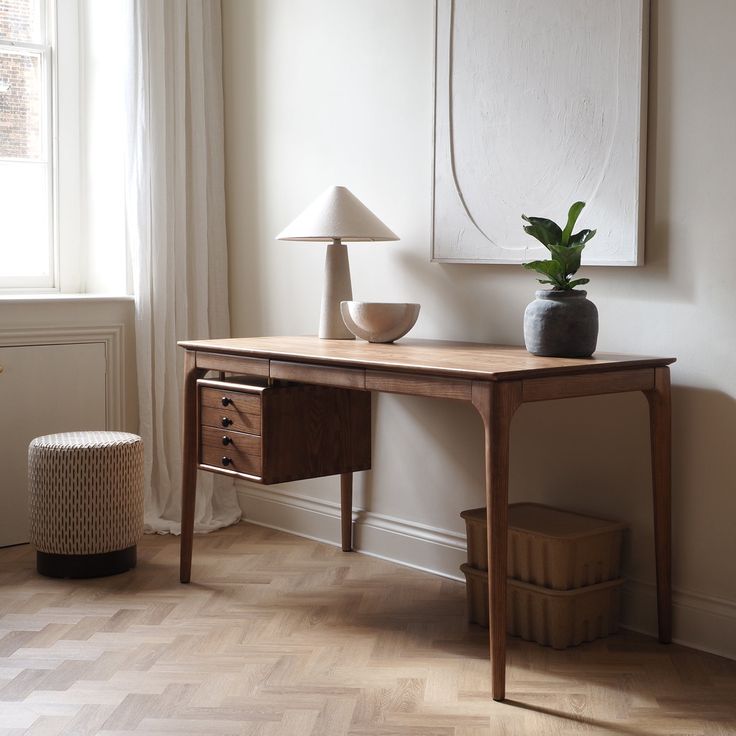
left=36, top=546, right=137, bottom=579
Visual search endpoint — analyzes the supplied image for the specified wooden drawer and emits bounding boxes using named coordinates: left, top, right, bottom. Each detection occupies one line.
left=197, top=378, right=371, bottom=484
left=200, top=426, right=262, bottom=477
left=200, top=385, right=262, bottom=435
left=270, top=360, right=365, bottom=389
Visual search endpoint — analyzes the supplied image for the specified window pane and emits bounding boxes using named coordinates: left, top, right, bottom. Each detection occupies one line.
left=0, top=160, right=51, bottom=281
left=0, top=0, right=42, bottom=43
left=0, top=49, right=43, bottom=160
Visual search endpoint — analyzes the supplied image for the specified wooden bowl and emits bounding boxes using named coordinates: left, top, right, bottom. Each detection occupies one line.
left=339, top=302, right=420, bottom=343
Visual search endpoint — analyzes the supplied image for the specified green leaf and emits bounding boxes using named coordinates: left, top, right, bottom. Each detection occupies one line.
left=561, top=201, right=586, bottom=245
left=522, top=215, right=562, bottom=247
left=569, top=228, right=596, bottom=245
left=548, top=243, right=585, bottom=276
left=523, top=259, right=566, bottom=288
left=567, top=277, right=590, bottom=289
left=522, top=225, right=546, bottom=245
left=522, top=259, right=562, bottom=277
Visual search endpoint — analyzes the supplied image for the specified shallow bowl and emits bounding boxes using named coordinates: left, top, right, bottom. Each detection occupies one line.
left=340, top=302, right=420, bottom=343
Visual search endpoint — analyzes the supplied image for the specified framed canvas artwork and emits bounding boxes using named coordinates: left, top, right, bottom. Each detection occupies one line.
left=431, top=0, right=649, bottom=265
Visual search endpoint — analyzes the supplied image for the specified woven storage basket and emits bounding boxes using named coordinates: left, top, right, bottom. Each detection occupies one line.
left=460, top=563, right=623, bottom=649
left=461, top=503, right=625, bottom=588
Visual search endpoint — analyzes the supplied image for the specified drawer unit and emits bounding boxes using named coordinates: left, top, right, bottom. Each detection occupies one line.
left=200, top=385, right=262, bottom=435
left=200, top=425, right=262, bottom=477
left=197, top=377, right=371, bottom=484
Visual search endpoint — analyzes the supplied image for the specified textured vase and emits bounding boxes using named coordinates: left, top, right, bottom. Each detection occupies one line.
left=523, top=290, right=599, bottom=358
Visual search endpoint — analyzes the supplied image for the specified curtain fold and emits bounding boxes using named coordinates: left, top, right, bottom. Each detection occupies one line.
left=125, top=0, right=241, bottom=534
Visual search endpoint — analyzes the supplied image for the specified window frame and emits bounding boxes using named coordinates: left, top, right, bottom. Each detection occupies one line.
left=0, top=0, right=82, bottom=293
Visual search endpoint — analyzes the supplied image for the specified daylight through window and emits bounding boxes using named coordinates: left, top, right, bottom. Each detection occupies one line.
left=0, top=0, right=53, bottom=289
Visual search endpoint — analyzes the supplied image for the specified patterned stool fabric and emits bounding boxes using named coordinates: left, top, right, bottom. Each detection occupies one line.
left=28, top=431, right=144, bottom=578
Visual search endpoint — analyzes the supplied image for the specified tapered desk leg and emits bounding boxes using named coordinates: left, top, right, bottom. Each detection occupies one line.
left=645, top=366, right=672, bottom=643
left=472, top=380, right=522, bottom=702
left=340, top=472, right=353, bottom=552
left=180, top=350, right=205, bottom=584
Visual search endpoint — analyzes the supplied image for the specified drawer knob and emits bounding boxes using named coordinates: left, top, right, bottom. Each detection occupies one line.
left=221, top=396, right=233, bottom=407
left=221, top=456, right=232, bottom=467
left=221, top=416, right=233, bottom=427
left=222, top=436, right=233, bottom=446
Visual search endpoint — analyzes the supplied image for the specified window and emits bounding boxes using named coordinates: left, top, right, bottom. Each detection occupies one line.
left=0, top=0, right=127, bottom=294
left=0, top=0, right=54, bottom=289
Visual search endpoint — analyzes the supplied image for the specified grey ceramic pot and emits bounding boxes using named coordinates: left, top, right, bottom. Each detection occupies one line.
left=523, top=289, right=599, bottom=357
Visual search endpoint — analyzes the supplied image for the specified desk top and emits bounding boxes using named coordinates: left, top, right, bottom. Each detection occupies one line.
left=179, top=336, right=675, bottom=381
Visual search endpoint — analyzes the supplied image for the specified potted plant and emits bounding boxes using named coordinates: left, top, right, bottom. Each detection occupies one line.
left=521, top=201, right=599, bottom=357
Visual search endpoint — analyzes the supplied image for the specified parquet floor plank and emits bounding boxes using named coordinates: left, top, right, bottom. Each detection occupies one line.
left=0, top=522, right=734, bottom=735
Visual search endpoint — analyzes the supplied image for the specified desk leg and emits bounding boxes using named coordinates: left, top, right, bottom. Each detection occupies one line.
left=340, top=472, right=353, bottom=551
left=645, top=366, right=672, bottom=643
left=180, top=350, right=205, bottom=584
left=472, top=380, right=521, bottom=702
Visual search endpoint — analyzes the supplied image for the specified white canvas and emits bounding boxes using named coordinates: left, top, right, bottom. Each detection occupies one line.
left=432, top=0, right=648, bottom=265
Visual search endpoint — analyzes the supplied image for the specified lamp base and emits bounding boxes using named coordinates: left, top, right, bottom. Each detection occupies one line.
left=320, top=240, right=356, bottom=340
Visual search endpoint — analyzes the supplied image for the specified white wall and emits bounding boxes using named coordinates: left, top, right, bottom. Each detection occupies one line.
left=222, top=0, right=736, bottom=657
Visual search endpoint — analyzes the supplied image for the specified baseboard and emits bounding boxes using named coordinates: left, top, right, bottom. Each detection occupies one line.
left=236, top=482, right=736, bottom=661
left=235, top=482, right=467, bottom=580
left=621, top=578, right=736, bottom=660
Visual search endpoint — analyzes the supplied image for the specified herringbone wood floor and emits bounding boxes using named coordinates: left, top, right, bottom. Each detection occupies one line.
left=0, top=523, right=735, bottom=735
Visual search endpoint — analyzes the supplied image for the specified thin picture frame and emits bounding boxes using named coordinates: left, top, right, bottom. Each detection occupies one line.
left=431, top=0, right=649, bottom=266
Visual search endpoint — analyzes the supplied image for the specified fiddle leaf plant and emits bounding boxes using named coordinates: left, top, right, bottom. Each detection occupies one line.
left=521, top=201, right=596, bottom=290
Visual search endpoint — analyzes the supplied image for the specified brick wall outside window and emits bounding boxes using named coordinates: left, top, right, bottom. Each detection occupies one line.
left=0, top=0, right=42, bottom=160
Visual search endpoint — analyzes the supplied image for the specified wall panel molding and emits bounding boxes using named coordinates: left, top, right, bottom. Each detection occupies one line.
left=0, top=324, right=125, bottom=430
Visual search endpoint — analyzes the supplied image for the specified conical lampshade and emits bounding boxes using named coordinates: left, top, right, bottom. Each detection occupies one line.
left=276, top=186, right=399, bottom=242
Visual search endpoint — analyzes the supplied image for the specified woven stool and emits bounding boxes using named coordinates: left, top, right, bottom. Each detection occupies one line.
left=28, top=431, right=144, bottom=578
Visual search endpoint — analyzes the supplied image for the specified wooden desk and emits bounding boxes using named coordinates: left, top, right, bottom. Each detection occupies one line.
left=178, top=336, right=675, bottom=701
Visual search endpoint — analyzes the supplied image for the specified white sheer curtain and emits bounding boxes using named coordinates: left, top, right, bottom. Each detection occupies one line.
left=125, top=0, right=241, bottom=534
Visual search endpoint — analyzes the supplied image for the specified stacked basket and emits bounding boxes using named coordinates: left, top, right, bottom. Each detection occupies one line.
left=460, top=503, right=626, bottom=649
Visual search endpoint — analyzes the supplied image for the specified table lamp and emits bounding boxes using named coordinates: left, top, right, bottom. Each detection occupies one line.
left=276, top=186, right=399, bottom=339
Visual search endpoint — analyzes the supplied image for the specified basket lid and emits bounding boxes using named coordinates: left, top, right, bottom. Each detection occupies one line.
left=460, top=507, right=486, bottom=522
left=509, top=503, right=626, bottom=538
